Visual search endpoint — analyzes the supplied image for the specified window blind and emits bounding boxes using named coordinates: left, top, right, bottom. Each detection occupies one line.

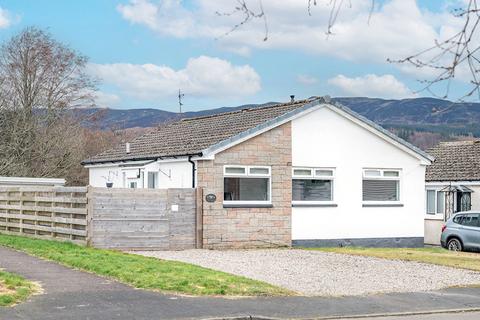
left=363, top=180, right=399, bottom=201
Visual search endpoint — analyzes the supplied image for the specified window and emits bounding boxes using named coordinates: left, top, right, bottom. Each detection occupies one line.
left=463, top=214, right=479, bottom=227
left=437, top=191, right=445, bottom=214
left=223, top=166, right=271, bottom=205
left=147, top=172, right=158, bottom=189
left=129, top=181, right=137, bottom=189
left=362, top=169, right=400, bottom=202
left=453, top=215, right=464, bottom=224
left=426, top=190, right=436, bottom=214
left=454, top=214, right=479, bottom=227
left=292, top=168, right=334, bottom=202
left=426, top=190, right=445, bottom=215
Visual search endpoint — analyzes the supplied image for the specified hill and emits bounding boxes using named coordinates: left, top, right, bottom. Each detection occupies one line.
left=78, top=97, right=480, bottom=137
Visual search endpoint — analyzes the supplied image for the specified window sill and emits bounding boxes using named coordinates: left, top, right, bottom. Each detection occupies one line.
left=292, top=203, right=338, bottom=208
left=425, top=215, right=445, bottom=221
left=223, top=203, right=273, bottom=208
left=362, top=203, right=404, bottom=207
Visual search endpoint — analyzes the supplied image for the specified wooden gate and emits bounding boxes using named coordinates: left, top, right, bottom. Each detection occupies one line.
left=88, top=187, right=198, bottom=250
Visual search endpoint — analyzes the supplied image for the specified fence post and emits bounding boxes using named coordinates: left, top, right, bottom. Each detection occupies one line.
left=86, top=186, right=93, bottom=246
left=195, top=187, right=203, bottom=249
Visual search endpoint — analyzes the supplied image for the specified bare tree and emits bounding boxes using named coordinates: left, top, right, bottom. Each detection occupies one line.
left=391, top=0, right=480, bottom=100
left=219, top=0, right=479, bottom=101
left=0, top=27, right=97, bottom=183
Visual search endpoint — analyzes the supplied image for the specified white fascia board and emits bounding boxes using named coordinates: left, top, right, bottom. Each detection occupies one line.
left=202, top=101, right=326, bottom=157
left=84, top=160, right=152, bottom=169
left=84, top=157, right=201, bottom=168
left=326, top=104, right=433, bottom=165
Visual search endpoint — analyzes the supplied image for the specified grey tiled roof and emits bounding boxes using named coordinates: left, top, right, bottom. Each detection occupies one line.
left=426, top=140, right=480, bottom=182
left=82, top=97, right=320, bottom=165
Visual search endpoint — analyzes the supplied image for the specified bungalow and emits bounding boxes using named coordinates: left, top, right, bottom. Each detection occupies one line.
left=424, top=140, right=480, bottom=245
left=82, top=96, right=433, bottom=249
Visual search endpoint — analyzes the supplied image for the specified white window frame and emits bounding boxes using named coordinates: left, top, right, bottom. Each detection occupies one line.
left=147, top=171, right=158, bottom=189
left=425, top=188, right=446, bottom=219
left=362, top=168, right=401, bottom=205
left=292, top=167, right=335, bottom=205
left=223, top=165, right=271, bottom=206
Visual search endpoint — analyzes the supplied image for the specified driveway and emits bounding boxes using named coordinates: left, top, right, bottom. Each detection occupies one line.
left=133, top=249, right=480, bottom=296
left=2, top=246, right=480, bottom=320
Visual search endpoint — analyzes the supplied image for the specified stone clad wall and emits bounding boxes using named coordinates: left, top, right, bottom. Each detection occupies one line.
left=197, top=122, right=292, bottom=249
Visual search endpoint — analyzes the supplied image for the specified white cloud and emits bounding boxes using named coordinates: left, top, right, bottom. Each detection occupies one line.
left=116, top=0, right=460, bottom=65
left=94, top=91, right=121, bottom=108
left=0, top=7, right=14, bottom=28
left=297, top=74, right=318, bottom=85
left=328, top=74, right=415, bottom=99
left=118, top=0, right=195, bottom=37
left=88, top=55, right=261, bottom=100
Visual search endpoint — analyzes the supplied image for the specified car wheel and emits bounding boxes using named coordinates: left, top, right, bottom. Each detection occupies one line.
left=447, top=238, right=463, bottom=252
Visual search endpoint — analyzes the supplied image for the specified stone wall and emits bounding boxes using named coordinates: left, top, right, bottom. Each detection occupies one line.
left=197, top=122, right=292, bottom=249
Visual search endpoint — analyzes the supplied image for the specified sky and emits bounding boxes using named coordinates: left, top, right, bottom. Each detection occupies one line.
left=0, top=0, right=473, bottom=111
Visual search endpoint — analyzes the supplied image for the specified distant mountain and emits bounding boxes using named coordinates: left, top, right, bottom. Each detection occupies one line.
left=76, top=102, right=278, bottom=130
left=77, top=97, right=480, bottom=136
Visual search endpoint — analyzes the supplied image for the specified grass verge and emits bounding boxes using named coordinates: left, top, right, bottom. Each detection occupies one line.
left=0, top=234, right=292, bottom=296
left=0, top=270, right=38, bottom=307
left=310, top=247, right=480, bottom=272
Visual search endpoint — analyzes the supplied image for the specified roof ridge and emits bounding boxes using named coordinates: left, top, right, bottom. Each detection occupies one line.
left=180, top=97, right=321, bottom=123
left=438, top=139, right=480, bottom=145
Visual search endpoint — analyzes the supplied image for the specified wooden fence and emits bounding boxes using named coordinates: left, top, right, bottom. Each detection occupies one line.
left=88, top=187, right=198, bottom=250
left=0, top=186, right=200, bottom=250
left=0, top=186, right=88, bottom=244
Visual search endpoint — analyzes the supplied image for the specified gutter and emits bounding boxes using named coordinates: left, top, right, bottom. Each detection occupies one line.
left=81, top=152, right=203, bottom=166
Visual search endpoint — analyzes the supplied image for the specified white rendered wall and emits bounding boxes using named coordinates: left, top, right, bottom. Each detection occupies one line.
left=88, top=160, right=193, bottom=189
left=291, top=106, right=427, bottom=240
left=471, top=185, right=480, bottom=210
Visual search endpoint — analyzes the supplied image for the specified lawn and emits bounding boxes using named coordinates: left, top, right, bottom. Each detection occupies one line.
left=0, top=270, right=38, bottom=307
left=0, top=234, right=292, bottom=296
left=311, top=247, right=480, bottom=272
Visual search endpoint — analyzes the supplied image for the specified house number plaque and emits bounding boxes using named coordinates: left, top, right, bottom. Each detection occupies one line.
left=205, top=194, right=217, bottom=203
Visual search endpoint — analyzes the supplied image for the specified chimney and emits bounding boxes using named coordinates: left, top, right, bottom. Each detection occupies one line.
left=126, top=142, right=131, bottom=154
left=290, top=95, right=295, bottom=102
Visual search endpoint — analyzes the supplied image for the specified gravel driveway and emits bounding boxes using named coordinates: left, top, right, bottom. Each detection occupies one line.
left=131, top=249, right=480, bottom=296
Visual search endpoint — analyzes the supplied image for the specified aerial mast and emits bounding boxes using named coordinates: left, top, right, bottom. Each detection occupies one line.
left=178, top=89, right=185, bottom=114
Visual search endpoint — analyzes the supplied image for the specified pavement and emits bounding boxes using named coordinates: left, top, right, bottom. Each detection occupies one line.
left=359, top=311, right=480, bottom=319
left=1, top=246, right=480, bottom=320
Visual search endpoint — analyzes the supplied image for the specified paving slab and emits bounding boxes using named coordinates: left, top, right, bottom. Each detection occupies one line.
left=1, top=246, right=480, bottom=320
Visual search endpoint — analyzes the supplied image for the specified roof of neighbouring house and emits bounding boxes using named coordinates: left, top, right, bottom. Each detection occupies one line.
left=426, top=140, right=480, bottom=182
left=82, top=96, right=433, bottom=165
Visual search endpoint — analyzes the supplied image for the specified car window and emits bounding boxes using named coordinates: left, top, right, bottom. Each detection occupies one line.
left=462, top=214, right=479, bottom=227
left=453, top=215, right=464, bottom=224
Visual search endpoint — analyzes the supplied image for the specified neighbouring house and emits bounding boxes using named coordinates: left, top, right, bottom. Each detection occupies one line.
left=82, top=96, right=433, bottom=249
left=424, top=140, right=480, bottom=245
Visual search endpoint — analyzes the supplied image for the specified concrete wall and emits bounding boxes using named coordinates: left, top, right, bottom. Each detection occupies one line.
left=89, top=187, right=197, bottom=250
left=424, top=219, right=444, bottom=245
left=291, top=106, right=427, bottom=246
left=87, top=160, right=192, bottom=189
left=197, top=123, right=292, bottom=249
